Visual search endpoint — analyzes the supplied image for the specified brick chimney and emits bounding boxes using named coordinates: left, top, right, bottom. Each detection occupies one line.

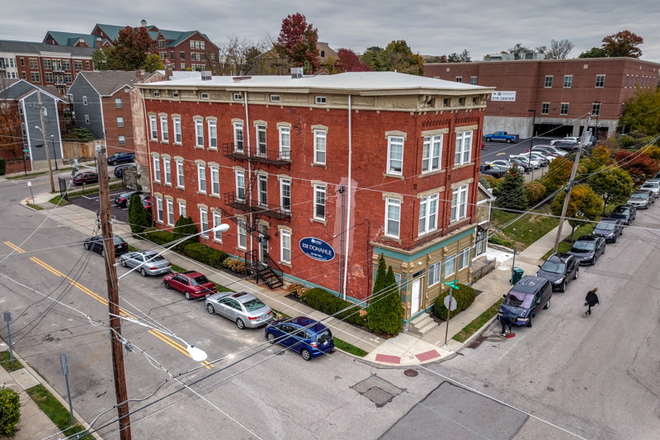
left=136, top=70, right=145, bottom=82
left=165, top=63, right=173, bottom=81
left=96, top=38, right=103, bottom=49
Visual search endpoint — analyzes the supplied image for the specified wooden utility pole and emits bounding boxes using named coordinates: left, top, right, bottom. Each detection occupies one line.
left=97, top=146, right=132, bottom=440
left=553, top=114, right=592, bottom=253
left=37, top=90, right=55, bottom=193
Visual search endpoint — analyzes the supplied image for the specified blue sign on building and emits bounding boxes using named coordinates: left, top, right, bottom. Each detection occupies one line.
left=299, top=237, right=335, bottom=262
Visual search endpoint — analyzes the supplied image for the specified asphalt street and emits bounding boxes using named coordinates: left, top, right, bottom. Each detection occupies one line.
left=1, top=169, right=659, bottom=439
left=480, top=137, right=560, bottom=165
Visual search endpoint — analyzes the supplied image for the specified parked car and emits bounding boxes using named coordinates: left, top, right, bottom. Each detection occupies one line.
left=608, top=205, right=636, bottom=225
left=206, top=291, right=273, bottom=329
left=499, top=276, right=553, bottom=328
left=73, top=171, right=98, bottom=185
left=508, top=157, right=533, bottom=172
left=640, top=181, right=660, bottom=199
left=265, top=316, right=334, bottom=361
left=485, top=159, right=513, bottom=169
left=107, top=152, right=135, bottom=166
left=550, top=136, right=580, bottom=145
left=163, top=271, right=217, bottom=300
left=484, top=131, right=519, bottom=143
left=593, top=219, right=623, bottom=243
left=119, top=251, right=172, bottom=277
left=531, top=145, right=568, bottom=157
left=83, top=234, right=129, bottom=257
left=551, top=141, right=579, bottom=152
left=627, top=190, right=653, bottom=209
left=114, top=164, right=136, bottom=178
left=567, top=235, right=606, bottom=266
left=128, top=194, right=153, bottom=213
left=512, top=152, right=548, bottom=167
left=510, top=155, right=540, bottom=169
left=537, top=254, right=579, bottom=292
left=479, top=164, right=507, bottom=178
left=115, top=190, right=141, bottom=208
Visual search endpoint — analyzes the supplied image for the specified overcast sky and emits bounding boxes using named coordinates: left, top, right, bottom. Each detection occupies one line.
left=2, top=0, right=659, bottom=62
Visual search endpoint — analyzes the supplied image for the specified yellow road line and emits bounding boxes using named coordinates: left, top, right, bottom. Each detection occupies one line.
left=6, top=241, right=212, bottom=369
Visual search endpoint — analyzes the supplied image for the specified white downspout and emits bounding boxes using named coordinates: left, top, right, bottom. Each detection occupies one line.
left=342, top=95, right=353, bottom=300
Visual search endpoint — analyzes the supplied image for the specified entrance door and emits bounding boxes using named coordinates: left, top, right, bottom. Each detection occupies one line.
left=411, top=278, right=421, bottom=315
left=258, top=224, right=269, bottom=265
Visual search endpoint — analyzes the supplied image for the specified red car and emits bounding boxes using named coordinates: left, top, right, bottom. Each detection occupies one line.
left=163, top=271, right=217, bottom=300
left=73, top=171, right=98, bottom=185
left=140, top=195, right=153, bottom=214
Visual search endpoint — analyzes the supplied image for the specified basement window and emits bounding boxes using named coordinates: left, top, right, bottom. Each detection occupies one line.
left=201, top=92, right=209, bottom=100
left=270, top=95, right=280, bottom=103
left=153, top=91, right=160, bottom=98
left=233, top=93, right=242, bottom=101
left=315, top=96, right=327, bottom=105
left=172, top=92, right=179, bottom=98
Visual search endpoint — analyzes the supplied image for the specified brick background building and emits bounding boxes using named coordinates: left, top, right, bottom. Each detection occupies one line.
left=425, top=57, right=660, bottom=139
left=138, top=72, right=493, bottom=323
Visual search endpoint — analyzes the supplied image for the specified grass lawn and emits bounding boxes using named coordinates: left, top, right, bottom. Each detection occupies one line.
left=214, top=282, right=234, bottom=293
left=27, top=384, right=91, bottom=439
left=490, top=206, right=559, bottom=251
left=48, top=195, right=68, bottom=205
left=0, top=351, right=24, bottom=372
left=171, top=263, right=187, bottom=273
left=453, top=299, right=504, bottom=343
left=334, top=338, right=368, bottom=357
left=27, top=203, right=44, bottom=210
left=6, top=171, right=49, bottom=180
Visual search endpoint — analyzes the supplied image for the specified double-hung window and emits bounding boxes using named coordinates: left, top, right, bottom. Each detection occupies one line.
left=236, top=170, right=246, bottom=200
left=444, top=254, right=456, bottom=277
left=163, top=158, right=171, bottom=185
left=176, top=160, right=184, bottom=187
left=563, top=75, right=573, bottom=88
left=233, top=122, right=244, bottom=152
left=160, top=116, right=168, bottom=142
left=197, top=164, right=206, bottom=193
left=314, top=130, right=326, bottom=164
left=280, top=179, right=291, bottom=212
left=280, top=230, right=291, bottom=263
left=208, top=120, right=217, bottom=149
left=173, top=117, right=181, bottom=143
left=458, top=248, right=470, bottom=271
left=279, top=127, right=291, bottom=160
left=314, top=185, right=326, bottom=220
left=541, top=102, right=550, bottom=115
left=117, top=117, right=124, bottom=128
left=195, top=119, right=204, bottom=147
left=544, top=75, right=553, bottom=88
left=258, top=175, right=268, bottom=206
left=451, top=185, right=469, bottom=222
left=179, top=201, right=186, bottom=219
left=115, top=98, right=122, bottom=108
left=212, top=211, right=222, bottom=242
left=256, top=125, right=267, bottom=155
left=592, top=102, right=601, bottom=116
left=199, top=208, right=208, bottom=237
left=237, top=219, right=247, bottom=249
left=422, top=134, right=442, bottom=173
left=385, top=198, right=401, bottom=238
left=210, top=166, right=219, bottom=195
left=149, top=115, right=158, bottom=141
left=418, top=194, right=438, bottom=235
left=387, top=136, right=404, bottom=175
left=595, top=75, right=605, bottom=88
left=153, top=156, right=161, bottom=182
left=427, top=261, right=440, bottom=287
left=454, top=131, right=473, bottom=165
left=155, top=196, right=163, bottom=223
left=560, top=103, right=569, bottom=115
left=166, top=199, right=174, bottom=226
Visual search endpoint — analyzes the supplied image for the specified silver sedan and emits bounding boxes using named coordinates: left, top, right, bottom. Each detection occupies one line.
left=205, top=291, right=273, bottom=329
left=119, top=251, right=172, bottom=277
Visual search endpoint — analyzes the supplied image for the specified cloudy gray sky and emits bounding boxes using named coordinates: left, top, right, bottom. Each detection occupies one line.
left=2, top=0, right=659, bottom=62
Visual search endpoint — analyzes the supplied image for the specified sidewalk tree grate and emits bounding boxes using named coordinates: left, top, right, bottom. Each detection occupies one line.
left=404, top=369, right=419, bottom=377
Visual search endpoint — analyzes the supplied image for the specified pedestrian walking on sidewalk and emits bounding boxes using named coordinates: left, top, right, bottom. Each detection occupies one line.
left=499, top=313, right=513, bottom=336
left=585, top=288, right=599, bottom=315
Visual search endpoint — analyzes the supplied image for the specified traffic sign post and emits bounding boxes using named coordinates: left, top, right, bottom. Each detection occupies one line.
left=27, top=181, right=35, bottom=205
left=3, top=312, right=13, bottom=362
left=443, top=281, right=459, bottom=346
left=60, top=354, right=75, bottom=426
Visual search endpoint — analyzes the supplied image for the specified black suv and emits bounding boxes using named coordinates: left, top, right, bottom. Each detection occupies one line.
left=499, top=276, right=553, bottom=328
left=567, top=235, right=606, bottom=266
left=479, top=164, right=507, bottom=179
left=593, top=219, right=623, bottom=243
left=608, top=205, right=636, bottom=225
left=107, top=152, right=135, bottom=166
left=83, top=234, right=129, bottom=257
left=537, top=254, right=579, bottom=292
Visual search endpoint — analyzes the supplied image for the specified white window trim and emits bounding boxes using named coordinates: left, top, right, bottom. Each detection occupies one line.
left=212, top=211, right=222, bottom=243
left=199, top=208, right=208, bottom=238
left=314, top=185, right=326, bottom=221
left=235, top=170, right=246, bottom=201
left=176, top=160, right=184, bottom=188
left=279, top=126, right=291, bottom=160
left=195, top=119, right=204, bottom=147
left=197, top=163, right=206, bottom=193
left=387, top=136, right=404, bottom=175
left=458, top=248, right=470, bottom=271
left=563, top=75, right=573, bottom=88
left=280, top=178, right=291, bottom=212
left=418, top=193, right=438, bottom=236
left=149, top=115, right=158, bottom=141
left=153, top=156, right=161, bottom=182
left=173, top=117, right=182, bottom=144
left=280, top=229, right=292, bottom=264
left=428, top=261, right=440, bottom=287
left=445, top=254, right=456, bottom=277
left=454, top=131, right=473, bottom=166
left=208, top=120, right=217, bottom=149
left=210, top=166, right=219, bottom=196
left=155, top=196, right=163, bottom=223
left=237, top=218, right=247, bottom=250
left=160, top=116, right=169, bottom=142
left=451, top=184, right=469, bottom=222
left=385, top=198, right=401, bottom=238
left=178, top=201, right=186, bottom=219
left=422, top=134, right=442, bottom=173
left=117, top=116, right=124, bottom=128
left=544, top=75, right=553, bottom=88
left=166, top=198, right=174, bottom=226
left=233, top=122, right=244, bottom=152
left=256, top=124, right=267, bottom=155
left=163, top=157, right=171, bottom=185
left=258, top=175, right=268, bottom=206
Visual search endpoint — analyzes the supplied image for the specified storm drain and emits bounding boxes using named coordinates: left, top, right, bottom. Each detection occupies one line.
left=352, top=375, right=403, bottom=408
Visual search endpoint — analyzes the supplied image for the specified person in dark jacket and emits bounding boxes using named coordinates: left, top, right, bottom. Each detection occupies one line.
left=499, top=313, right=514, bottom=336
left=585, top=288, right=599, bottom=315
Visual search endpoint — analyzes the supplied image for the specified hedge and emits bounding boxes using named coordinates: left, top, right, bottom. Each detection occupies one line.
left=183, top=243, right=228, bottom=269
left=433, top=283, right=476, bottom=321
left=302, top=288, right=366, bottom=326
left=524, top=181, right=547, bottom=206
left=0, top=158, right=5, bottom=176
left=144, top=228, right=178, bottom=246
left=0, top=387, right=21, bottom=436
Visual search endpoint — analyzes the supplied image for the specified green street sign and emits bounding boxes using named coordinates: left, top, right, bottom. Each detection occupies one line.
left=23, top=149, right=29, bottom=153
left=444, top=280, right=459, bottom=289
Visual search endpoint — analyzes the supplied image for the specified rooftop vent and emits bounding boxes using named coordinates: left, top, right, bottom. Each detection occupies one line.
left=291, top=67, right=303, bottom=79
left=201, top=71, right=212, bottom=81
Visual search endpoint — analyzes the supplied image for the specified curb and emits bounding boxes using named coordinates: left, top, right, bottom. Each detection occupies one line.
left=10, top=350, right=103, bottom=440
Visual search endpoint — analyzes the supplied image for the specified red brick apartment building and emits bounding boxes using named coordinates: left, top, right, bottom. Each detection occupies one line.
left=137, top=71, right=493, bottom=323
left=425, top=57, right=660, bottom=139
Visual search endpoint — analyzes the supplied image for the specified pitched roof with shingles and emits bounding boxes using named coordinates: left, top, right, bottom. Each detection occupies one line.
left=0, top=40, right=95, bottom=56
left=94, top=24, right=125, bottom=42
left=44, top=31, right=103, bottom=47
left=77, top=71, right=136, bottom=95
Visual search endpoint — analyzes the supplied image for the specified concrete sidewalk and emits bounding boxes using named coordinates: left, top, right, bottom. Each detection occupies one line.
left=19, top=188, right=570, bottom=368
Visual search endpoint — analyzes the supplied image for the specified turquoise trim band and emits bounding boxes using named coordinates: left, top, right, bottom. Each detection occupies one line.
left=374, top=227, right=476, bottom=263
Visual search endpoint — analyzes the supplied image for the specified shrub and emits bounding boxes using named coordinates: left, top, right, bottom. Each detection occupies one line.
left=367, top=255, right=403, bottom=336
left=286, top=283, right=309, bottom=299
left=432, top=283, right=476, bottom=321
left=302, top=287, right=366, bottom=326
left=183, top=243, right=228, bottom=269
left=173, top=216, right=198, bottom=250
left=524, top=181, right=546, bottom=206
left=144, top=228, right=178, bottom=246
left=0, top=387, right=21, bottom=436
left=0, top=158, right=5, bottom=176
left=128, top=194, right=150, bottom=236
left=620, top=135, right=636, bottom=148
left=222, top=257, right=246, bottom=274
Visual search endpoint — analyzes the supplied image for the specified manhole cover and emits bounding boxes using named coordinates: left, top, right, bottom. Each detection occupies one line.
left=404, top=369, right=418, bottom=377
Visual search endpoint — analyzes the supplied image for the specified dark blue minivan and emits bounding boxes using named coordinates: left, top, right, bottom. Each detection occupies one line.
left=265, top=316, right=334, bottom=361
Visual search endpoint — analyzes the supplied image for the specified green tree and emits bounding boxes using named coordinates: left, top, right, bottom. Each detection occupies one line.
left=381, top=40, right=424, bottom=75
left=551, top=185, right=604, bottom=240
left=579, top=47, right=608, bottom=58
left=587, top=168, right=634, bottom=213
left=274, top=13, right=320, bottom=73
left=367, top=255, right=403, bottom=336
left=601, top=30, right=644, bottom=58
left=143, top=53, right=164, bottom=72
left=540, top=156, right=573, bottom=194
left=128, top=193, right=150, bottom=235
left=360, top=46, right=386, bottom=71
left=620, top=88, right=660, bottom=135
left=244, top=45, right=263, bottom=74
left=447, top=49, right=471, bottom=62
left=173, top=216, right=198, bottom=250
left=495, top=164, right=527, bottom=210
left=92, top=47, right=113, bottom=70
left=0, top=388, right=21, bottom=436
left=506, top=43, right=531, bottom=60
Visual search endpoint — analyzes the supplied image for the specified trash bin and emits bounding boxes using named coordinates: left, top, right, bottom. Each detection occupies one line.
left=510, top=267, right=524, bottom=285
